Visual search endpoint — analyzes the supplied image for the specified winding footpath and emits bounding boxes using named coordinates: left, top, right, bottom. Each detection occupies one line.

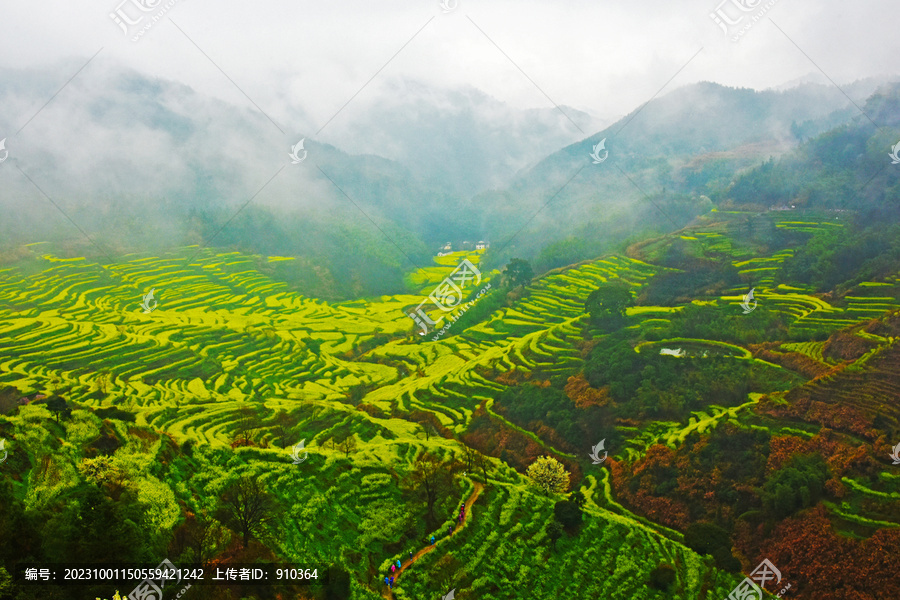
left=382, top=482, right=484, bottom=599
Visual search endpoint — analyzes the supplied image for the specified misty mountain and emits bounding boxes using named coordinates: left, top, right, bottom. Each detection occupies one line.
left=319, top=78, right=605, bottom=198
left=1, top=58, right=896, bottom=299
left=723, top=81, right=900, bottom=214
left=0, top=60, right=600, bottom=256
left=470, top=78, right=898, bottom=271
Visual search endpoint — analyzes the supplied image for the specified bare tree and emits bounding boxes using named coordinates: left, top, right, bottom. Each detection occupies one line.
left=474, top=452, right=491, bottom=484
left=176, top=510, right=228, bottom=566
left=272, top=409, right=293, bottom=449
left=410, top=410, right=441, bottom=441
left=216, top=476, right=280, bottom=548
left=234, top=405, right=261, bottom=445
left=95, top=370, right=111, bottom=396
left=407, top=452, right=460, bottom=526
left=339, top=433, right=357, bottom=458
left=463, top=446, right=477, bottom=473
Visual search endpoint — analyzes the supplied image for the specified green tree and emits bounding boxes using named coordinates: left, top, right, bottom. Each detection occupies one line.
left=683, top=521, right=740, bottom=570
left=713, top=545, right=742, bottom=572
left=547, top=521, right=564, bottom=551
left=42, top=483, right=152, bottom=563
left=585, top=285, right=633, bottom=331
left=761, top=453, right=830, bottom=519
left=649, top=564, right=676, bottom=590
left=503, top=258, right=533, bottom=289
left=324, top=564, right=351, bottom=600
left=0, top=478, right=38, bottom=565
left=684, top=521, right=731, bottom=556
left=77, top=456, right=128, bottom=499
left=45, top=395, right=69, bottom=423
left=553, top=499, right=583, bottom=532
left=526, top=455, right=569, bottom=495
left=569, top=490, right=586, bottom=508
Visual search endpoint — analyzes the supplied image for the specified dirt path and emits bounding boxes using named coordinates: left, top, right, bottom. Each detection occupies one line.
left=381, top=482, right=484, bottom=598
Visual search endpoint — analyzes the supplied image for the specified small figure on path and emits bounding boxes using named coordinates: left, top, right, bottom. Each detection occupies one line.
left=384, top=576, right=389, bottom=586
left=409, top=550, right=413, bottom=560
left=448, top=525, right=453, bottom=536
left=389, top=576, right=394, bottom=589
left=390, top=563, right=396, bottom=573
left=430, top=535, right=435, bottom=545
left=396, top=559, right=401, bottom=569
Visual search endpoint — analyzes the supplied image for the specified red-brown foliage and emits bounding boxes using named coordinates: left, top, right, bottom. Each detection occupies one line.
left=766, top=431, right=872, bottom=478
left=746, top=506, right=900, bottom=600
left=822, top=330, right=878, bottom=362
left=564, top=374, right=611, bottom=409
left=612, top=444, right=691, bottom=529
left=766, top=435, right=808, bottom=473
left=495, top=369, right=528, bottom=386
left=749, top=342, right=830, bottom=379
left=462, top=406, right=580, bottom=478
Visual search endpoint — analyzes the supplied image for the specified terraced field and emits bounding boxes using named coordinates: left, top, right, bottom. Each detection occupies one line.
left=3, top=210, right=900, bottom=599
left=3, top=219, right=897, bottom=459
left=391, top=476, right=737, bottom=600
left=664, top=214, right=900, bottom=336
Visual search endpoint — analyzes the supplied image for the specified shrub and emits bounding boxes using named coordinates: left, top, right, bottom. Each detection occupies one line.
left=553, top=500, right=583, bottom=532
left=684, top=521, right=731, bottom=556
left=94, top=407, right=136, bottom=423
left=649, top=563, right=676, bottom=590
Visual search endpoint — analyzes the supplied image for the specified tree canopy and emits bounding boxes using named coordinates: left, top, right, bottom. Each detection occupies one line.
left=503, top=258, right=534, bottom=289
left=585, top=285, right=634, bottom=331
left=526, top=455, right=570, bottom=495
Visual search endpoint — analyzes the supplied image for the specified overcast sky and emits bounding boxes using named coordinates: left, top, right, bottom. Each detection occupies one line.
left=1, top=0, right=898, bottom=142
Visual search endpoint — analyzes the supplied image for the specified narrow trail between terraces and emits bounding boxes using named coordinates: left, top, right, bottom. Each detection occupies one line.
left=381, top=481, right=484, bottom=599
